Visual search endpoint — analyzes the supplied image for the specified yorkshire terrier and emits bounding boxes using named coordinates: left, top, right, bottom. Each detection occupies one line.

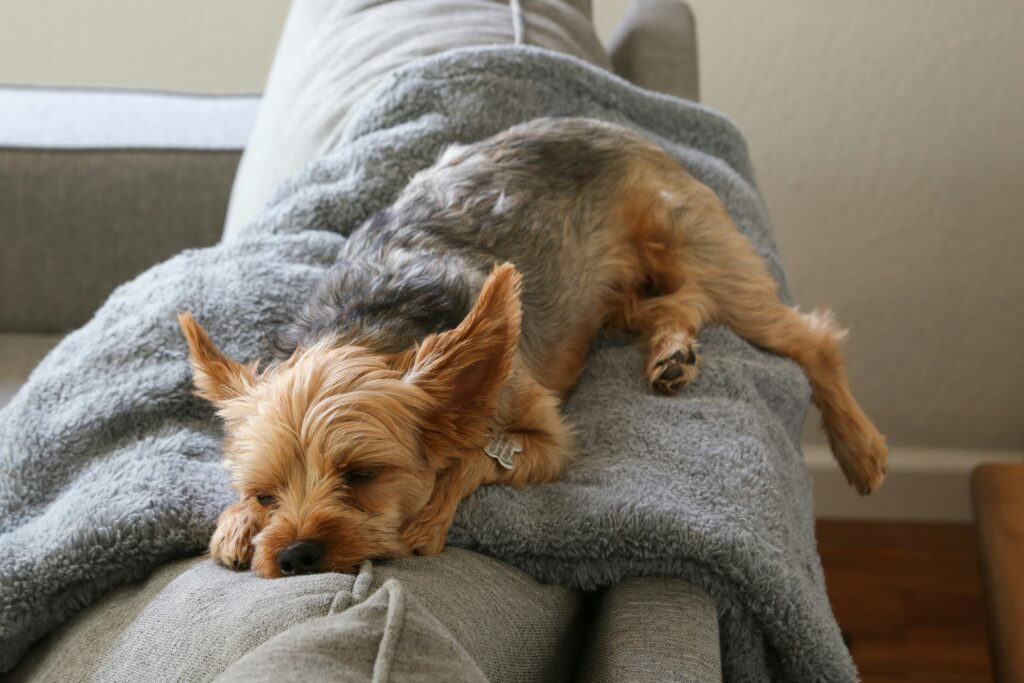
left=179, top=117, right=887, bottom=578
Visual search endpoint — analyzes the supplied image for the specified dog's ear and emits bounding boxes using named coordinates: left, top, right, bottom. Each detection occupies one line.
left=177, top=311, right=255, bottom=404
left=406, top=263, right=522, bottom=448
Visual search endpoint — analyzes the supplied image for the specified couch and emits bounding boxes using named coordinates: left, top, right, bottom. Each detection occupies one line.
left=2, top=1, right=723, bottom=680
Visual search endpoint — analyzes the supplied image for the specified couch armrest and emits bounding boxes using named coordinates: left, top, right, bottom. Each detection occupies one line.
left=575, top=577, right=721, bottom=682
left=0, top=87, right=259, bottom=333
left=607, top=0, right=700, bottom=102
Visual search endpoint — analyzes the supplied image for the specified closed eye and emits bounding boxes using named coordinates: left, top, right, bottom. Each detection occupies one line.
left=342, top=469, right=378, bottom=485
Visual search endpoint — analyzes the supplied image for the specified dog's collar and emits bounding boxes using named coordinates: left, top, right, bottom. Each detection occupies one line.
left=484, top=429, right=522, bottom=470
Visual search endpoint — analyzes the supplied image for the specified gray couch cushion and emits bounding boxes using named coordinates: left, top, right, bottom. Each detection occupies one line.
left=372, top=551, right=585, bottom=682
left=575, top=577, right=722, bottom=682
left=9, top=558, right=204, bottom=683
left=0, top=88, right=259, bottom=333
left=218, top=579, right=488, bottom=683
left=224, top=0, right=611, bottom=240
left=13, top=557, right=357, bottom=682
left=11, top=549, right=584, bottom=683
left=0, top=148, right=237, bottom=333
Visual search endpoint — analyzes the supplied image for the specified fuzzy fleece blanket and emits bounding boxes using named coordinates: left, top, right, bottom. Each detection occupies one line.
left=0, top=47, right=854, bottom=681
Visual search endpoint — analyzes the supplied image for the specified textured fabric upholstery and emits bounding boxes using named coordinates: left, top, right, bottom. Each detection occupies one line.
left=575, top=577, right=722, bottom=682
left=218, top=579, right=489, bottom=683
left=0, top=89, right=259, bottom=333
left=11, top=550, right=583, bottom=683
left=607, top=0, right=700, bottom=102
left=223, top=0, right=611, bottom=240
left=8, top=558, right=203, bottom=682
left=0, top=148, right=237, bottom=332
left=373, top=551, right=585, bottom=682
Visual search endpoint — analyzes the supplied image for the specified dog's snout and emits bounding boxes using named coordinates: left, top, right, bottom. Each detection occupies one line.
left=277, top=540, right=325, bottom=576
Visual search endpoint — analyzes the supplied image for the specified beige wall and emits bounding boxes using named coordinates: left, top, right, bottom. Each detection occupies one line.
left=607, top=1, right=1024, bottom=452
left=0, top=0, right=290, bottom=93
left=2, top=1, right=1021, bottom=452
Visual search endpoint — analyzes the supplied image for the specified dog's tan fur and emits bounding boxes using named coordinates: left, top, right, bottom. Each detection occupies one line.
left=180, top=118, right=887, bottom=577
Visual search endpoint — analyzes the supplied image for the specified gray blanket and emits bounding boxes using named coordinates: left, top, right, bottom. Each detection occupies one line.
left=0, top=47, right=854, bottom=681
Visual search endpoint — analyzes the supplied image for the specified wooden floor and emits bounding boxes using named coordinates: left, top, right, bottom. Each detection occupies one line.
left=817, top=520, right=992, bottom=683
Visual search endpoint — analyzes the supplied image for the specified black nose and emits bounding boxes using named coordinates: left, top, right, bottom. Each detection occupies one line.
left=277, top=540, right=325, bottom=576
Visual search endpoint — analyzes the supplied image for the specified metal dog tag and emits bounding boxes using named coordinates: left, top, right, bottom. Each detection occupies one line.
left=484, top=431, right=523, bottom=470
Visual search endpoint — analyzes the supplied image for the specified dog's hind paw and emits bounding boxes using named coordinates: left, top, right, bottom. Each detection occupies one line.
left=834, top=429, right=889, bottom=495
left=647, top=338, right=700, bottom=395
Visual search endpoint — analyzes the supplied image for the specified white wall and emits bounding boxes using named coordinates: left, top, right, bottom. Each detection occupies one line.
left=2, top=0, right=1021, bottom=456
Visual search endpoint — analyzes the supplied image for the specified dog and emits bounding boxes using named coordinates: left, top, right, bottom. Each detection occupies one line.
left=179, top=117, right=887, bottom=578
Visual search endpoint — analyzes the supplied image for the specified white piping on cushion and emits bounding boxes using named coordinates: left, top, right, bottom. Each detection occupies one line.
left=510, top=0, right=525, bottom=45
left=0, top=86, right=259, bottom=150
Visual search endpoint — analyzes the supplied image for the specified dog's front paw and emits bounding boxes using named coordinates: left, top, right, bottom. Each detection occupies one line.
left=647, top=337, right=700, bottom=395
left=209, top=501, right=261, bottom=570
left=400, top=517, right=449, bottom=557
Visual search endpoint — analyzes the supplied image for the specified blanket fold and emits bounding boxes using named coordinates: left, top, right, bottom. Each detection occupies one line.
left=0, top=47, right=854, bottom=681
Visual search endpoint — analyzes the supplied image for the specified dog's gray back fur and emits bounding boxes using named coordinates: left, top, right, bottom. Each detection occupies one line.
left=277, top=118, right=653, bottom=357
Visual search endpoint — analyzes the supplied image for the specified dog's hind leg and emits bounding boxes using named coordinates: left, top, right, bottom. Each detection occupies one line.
left=644, top=172, right=887, bottom=494
left=614, top=154, right=886, bottom=492
left=623, top=283, right=711, bottom=394
left=615, top=176, right=719, bottom=395
left=717, top=296, right=887, bottom=494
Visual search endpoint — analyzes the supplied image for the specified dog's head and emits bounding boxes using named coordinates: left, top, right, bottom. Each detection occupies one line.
left=179, top=265, right=521, bottom=577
